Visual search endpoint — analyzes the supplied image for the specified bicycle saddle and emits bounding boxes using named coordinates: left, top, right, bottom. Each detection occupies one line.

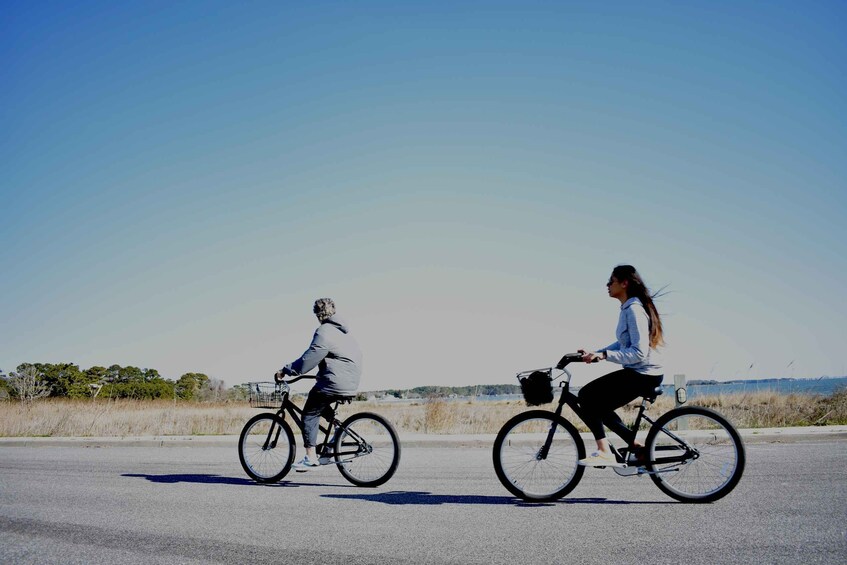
left=643, top=387, right=664, bottom=402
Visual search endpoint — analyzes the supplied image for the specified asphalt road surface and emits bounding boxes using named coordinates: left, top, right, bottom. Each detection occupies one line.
left=1, top=440, right=845, bottom=565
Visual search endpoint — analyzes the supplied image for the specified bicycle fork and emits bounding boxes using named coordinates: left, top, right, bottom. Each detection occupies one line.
left=535, top=387, right=580, bottom=461
left=262, top=423, right=283, bottom=451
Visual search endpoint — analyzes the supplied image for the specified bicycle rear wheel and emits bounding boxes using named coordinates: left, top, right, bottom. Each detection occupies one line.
left=645, top=406, right=745, bottom=503
left=492, top=411, right=585, bottom=502
left=238, top=413, right=295, bottom=483
left=334, top=412, right=401, bottom=487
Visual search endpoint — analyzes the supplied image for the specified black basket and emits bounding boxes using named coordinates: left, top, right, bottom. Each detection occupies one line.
left=247, top=382, right=283, bottom=409
left=519, top=370, right=554, bottom=406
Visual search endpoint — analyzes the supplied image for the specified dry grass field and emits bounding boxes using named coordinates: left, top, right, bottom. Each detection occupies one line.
left=1, top=389, right=845, bottom=437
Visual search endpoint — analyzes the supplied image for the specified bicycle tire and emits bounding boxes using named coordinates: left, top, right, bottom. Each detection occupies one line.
left=238, top=413, right=296, bottom=483
left=645, top=406, right=745, bottom=503
left=334, top=412, right=401, bottom=487
left=492, top=410, right=586, bottom=502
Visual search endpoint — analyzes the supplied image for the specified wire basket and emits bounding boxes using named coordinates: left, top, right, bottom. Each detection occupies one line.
left=518, top=370, right=554, bottom=406
left=247, top=382, right=283, bottom=409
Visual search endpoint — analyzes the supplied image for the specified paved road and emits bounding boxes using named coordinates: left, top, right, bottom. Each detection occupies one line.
left=1, top=440, right=846, bottom=565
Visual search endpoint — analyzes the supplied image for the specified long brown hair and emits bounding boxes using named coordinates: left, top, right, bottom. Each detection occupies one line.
left=612, top=265, right=665, bottom=349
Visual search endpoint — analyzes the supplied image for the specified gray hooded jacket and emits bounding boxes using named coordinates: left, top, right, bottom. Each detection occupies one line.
left=284, top=315, right=362, bottom=396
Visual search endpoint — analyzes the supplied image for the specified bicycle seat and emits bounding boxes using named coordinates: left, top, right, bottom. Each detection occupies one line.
left=329, top=395, right=354, bottom=404
left=643, top=387, right=664, bottom=402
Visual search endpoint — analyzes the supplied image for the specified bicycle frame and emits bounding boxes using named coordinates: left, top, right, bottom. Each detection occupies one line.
left=522, top=364, right=697, bottom=470
left=260, top=382, right=368, bottom=464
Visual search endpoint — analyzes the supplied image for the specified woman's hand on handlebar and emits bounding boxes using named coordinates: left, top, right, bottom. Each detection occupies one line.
left=578, top=349, right=603, bottom=363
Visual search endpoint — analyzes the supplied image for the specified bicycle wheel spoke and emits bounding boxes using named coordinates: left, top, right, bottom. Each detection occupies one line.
left=647, top=407, right=744, bottom=502
left=335, top=413, right=400, bottom=487
left=239, top=414, right=294, bottom=483
left=493, top=412, right=584, bottom=501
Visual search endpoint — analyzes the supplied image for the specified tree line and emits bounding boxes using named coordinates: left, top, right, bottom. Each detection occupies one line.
left=373, top=383, right=522, bottom=399
left=0, top=363, right=245, bottom=402
left=0, top=363, right=524, bottom=404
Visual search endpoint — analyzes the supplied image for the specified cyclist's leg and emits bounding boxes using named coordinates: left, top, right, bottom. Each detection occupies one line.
left=604, top=373, right=663, bottom=446
left=603, top=411, right=636, bottom=446
left=301, top=388, right=332, bottom=453
left=578, top=369, right=634, bottom=442
left=580, top=369, right=656, bottom=446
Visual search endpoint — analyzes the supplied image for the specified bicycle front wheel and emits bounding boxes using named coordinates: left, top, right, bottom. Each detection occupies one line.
left=493, top=411, right=585, bottom=502
left=645, top=406, right=745, bottom=503
left=238, top=413, right=295, bottom=483
left=334, top=412, right=401, bottom=487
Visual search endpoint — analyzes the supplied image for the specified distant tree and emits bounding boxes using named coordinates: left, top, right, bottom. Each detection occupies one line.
left=96, top=364, right=175, bottom=399
left=228, top=384, right=249, bottom=401
left=142, top=368, right=161, bottom=382
left=24, top=363, right=97, bottom=398
left=117, top=366, right=144, bottom=384
left=7, top=365, right=50, bottom=403
left=0, top=368, right=10, bottom=400
left=84, top=366, right=109, bottom=394
left=197, top=378, right=226, bottom=402
left=175, top=373, right=210, bottom=400
left=105, top=364, right=123, bottom=384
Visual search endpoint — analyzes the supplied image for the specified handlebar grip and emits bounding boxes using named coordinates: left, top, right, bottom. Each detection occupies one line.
left=284, top=374, right=317, bottom=384
left=556, top=352, right=585, bottom=369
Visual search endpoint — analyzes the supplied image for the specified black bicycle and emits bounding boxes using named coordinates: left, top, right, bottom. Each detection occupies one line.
left=493, top=353, right=745, bottom=503
left=238, top=376, right=401, bottom=487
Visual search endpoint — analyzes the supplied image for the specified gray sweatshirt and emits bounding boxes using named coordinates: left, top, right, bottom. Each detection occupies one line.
left=284, top=316, right=362, bottom=396
left=598, top=297, right=662, bottom=376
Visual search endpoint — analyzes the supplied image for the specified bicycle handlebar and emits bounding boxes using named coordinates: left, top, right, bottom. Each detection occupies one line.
left=274, top=374, right=317, bottom=385
left=556, top=352, right=591, bottom=369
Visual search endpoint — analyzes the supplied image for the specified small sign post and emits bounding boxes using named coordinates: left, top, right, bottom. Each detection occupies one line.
left=674, top=374, right=688, bottom=430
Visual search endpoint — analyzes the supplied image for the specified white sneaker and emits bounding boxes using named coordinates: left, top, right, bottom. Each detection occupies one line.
left=292, top=456, right=320, bottom=472
left=579, top=451, right=625, bottom=467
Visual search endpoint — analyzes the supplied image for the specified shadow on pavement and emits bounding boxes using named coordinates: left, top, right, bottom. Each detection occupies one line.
left=121, top=473, right=349, bottom=488
left=321, top=491, right=675, bottom=506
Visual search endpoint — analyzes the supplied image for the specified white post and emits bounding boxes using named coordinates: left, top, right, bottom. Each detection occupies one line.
left=673, top=374, right=687, bottom=407
left=674, top=374, right=688, bottom=430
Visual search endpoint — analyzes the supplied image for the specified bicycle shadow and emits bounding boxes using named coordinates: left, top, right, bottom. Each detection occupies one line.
left=121, top=473, right=351, bottom=489
left=321, top=491, right=675, bottom=506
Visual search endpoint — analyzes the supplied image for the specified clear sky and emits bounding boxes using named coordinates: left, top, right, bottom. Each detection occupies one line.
left=2, top=1, right=845, bottom=391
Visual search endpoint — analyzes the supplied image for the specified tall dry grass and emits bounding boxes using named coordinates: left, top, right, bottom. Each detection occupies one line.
left=0, top=389, right=844, bottom=437
left=0, top=399, right=257, bottom=437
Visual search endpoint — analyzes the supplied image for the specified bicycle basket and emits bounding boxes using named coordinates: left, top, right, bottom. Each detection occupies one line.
left=247, top=382, right=283, bottom=409
left=519, top=370, right=554, bottom=406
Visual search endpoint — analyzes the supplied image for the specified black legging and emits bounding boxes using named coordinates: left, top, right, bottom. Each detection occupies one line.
left=577, top=368, right=663, bottom=444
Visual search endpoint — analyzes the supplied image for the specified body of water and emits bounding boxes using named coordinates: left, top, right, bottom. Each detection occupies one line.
left=369, top=377, right=847, bottom=404
left=676, top=376, right=847, bottom=398
left=452, top=376, right=847, bottom=403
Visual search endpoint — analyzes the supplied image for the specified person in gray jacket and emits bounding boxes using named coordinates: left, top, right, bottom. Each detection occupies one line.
left=275, top=298, right=362, bottom=471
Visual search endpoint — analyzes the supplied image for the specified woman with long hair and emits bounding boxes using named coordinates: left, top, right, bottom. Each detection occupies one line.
left=577, top=265, right=665, bottom=466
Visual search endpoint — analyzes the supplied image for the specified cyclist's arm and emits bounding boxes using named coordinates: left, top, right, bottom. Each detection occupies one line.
left=283, top=329, right=330, bottom=376
left=598, top=342, right=621, bottom=354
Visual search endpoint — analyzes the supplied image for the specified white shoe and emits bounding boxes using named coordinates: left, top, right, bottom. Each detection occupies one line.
left=579, top=451, right=625, bottom=467
left=292, top=456, right=320, bottom=472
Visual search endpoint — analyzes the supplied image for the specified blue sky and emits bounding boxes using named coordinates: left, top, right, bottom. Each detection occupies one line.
left=2, top=1, right=845, bottom=391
